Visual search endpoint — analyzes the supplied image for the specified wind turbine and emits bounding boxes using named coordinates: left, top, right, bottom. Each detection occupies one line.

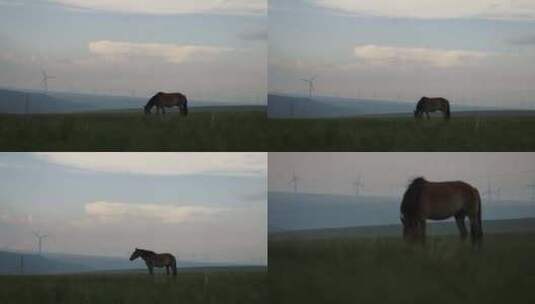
left=527, top=183, right=535, bottom=201
left=41, top=69, right=55, bottom=94
left=33, top=232, right=48, bottom=255
left=301, top=75, right=317, bottom=98
left=289, top=170, right=300, bottom=193
left=353, top=175, right=364, bottom=196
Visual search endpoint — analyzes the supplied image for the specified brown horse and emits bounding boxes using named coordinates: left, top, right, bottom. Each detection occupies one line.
left=129, top=248, right=178, bottom=276
left=414, top=97, right=450, bottom=120
left=144, top=92, right=188, bottom=116
left=400, top=177, right=482, bottom=247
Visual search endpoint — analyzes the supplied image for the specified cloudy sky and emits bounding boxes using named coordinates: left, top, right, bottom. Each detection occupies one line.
left=269, top=0, right=535, bottom=108
left=0, top=153, right=267, bottom=265
left=0, top=0, right=266, bottom=103
left=269, top=153, right=535, bottom=202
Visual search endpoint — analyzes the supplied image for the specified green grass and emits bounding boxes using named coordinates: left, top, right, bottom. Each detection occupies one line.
left=0, top=269, right=267, bottom=304
left=1, top=112, right=535, bottom=150
left=267, top=116, right=535, bottom=151
left=269, top=233, right=535, bottom=304
left=0, top=111, right=270, bottom=151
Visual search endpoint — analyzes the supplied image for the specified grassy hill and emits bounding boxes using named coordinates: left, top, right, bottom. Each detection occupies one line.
left=1, top=108, right=535, bottom=150
left=0, top=267, right=267, bottom=304
left=265, top=115, right=535, bottom=151
left=269, top=232, right=535, bottom=304
left=0, top=108, right=269, bottom=151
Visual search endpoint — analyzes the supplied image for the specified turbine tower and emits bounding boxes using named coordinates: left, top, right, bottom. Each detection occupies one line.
left=353, top=175, right=364, bottom=196
left=301, top=75, right=317, bottom=98
left=33, top=232, right=48, bottom=255
left=289, top=170, right=300, bottom=193
left=527, top=183, right=535, bottom=201
left=41, top=69, right=55, bottom=94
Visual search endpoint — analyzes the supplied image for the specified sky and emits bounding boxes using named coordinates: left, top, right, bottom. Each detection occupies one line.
left=0, top=0, right=266, bottom=104
left=0, top=153, right=267, bottom=265
left=269, top=152, right=535, bottom=202
left=269, top=0, right=535, bottom=108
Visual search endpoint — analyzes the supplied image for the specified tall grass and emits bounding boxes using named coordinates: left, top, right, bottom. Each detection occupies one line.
left=269, top=233, right=535, bottom=304
left=1, top=112, right=535, bottom=150
left=0, top=269, right=267, bottom=304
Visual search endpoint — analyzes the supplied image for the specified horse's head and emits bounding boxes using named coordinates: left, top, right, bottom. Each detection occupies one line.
left=144, top=105, right=151, bottom=115
left=414, top=97, right=426, bottom=118
left=401, top=215, right=422, bottom=241
left=129, top=248, right=142, bottom=261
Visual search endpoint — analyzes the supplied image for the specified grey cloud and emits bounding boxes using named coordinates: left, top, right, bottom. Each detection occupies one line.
left=507, top=34, right=535, bottom=45
left=238, top=28, right=268, bottom=41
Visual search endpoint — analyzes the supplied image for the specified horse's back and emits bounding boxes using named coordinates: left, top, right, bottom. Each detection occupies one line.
left=420, top=180, right=477, bottom=219
left=156, top=92, right=186, bottom=107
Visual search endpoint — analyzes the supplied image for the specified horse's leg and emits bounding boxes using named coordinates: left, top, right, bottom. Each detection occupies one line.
left=419, top=219, right=426, bottom=245
left=166, top=265, right=170, bottom=276
left=148, top=265, right=153, bottom=275
left=469, top=215, right=478, bottom=246
left=425, top=112, right=430, bottom=120
left=161, top=107, right=166, bottom=116
left=455, top=214, right=468, bottom=241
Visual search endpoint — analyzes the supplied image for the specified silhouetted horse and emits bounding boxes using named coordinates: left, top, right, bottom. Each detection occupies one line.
left=144, top=92, right=188, bottom=116
left=129, top=248, right=177, bottom=276
left=414, top=97, right=450, bottom=120
left=400, top=177, right=482, bottom=247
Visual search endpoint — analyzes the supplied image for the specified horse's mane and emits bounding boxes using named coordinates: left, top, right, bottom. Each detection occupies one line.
left=416, top=97, right=427, bottom=111
left=400, top=177, right=427, bottom=220
left=138, top=248, right=156, bottom=256
left=145, top=93, right=162, bottom=107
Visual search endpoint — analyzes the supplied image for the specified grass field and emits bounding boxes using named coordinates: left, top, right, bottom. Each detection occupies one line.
left=269, top=233, right=535, bottom=304
left=0, top=109, right=270, bottom=151
left=1, top=111, right=535, bottom=150
left=268, top=116, right=535, bottom=151
left=0, top=268, right=267, bottom=304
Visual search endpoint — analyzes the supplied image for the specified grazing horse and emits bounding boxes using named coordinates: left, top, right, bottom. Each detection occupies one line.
left=414, top=97, right=451, bottom=120
left=144, top=92, right=188, bottom=116
left=400, top=177, right=482, bottom=247
left=129, top=248, right=178, bottom=276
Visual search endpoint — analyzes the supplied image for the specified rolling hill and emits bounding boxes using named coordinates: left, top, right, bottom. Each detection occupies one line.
left=269, top=191, right=535, bottom=232
left=267, top=94, right=531, bottom=118
left=0, top=88, right=263, bottom=114
left=0, top=250, right=260, bottom=275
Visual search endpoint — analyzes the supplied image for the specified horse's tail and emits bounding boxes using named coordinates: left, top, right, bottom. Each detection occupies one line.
left=445, top=100, right=451, bottom=119
left=474, top=187, right=483, bottom=241
left=172, top=256, right=178, bottom=276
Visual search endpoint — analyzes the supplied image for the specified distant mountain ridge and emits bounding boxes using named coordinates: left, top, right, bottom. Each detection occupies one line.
left=0, top=88, right=262, bottom=114
left=267, top=94, right=530, bottom=118
left=270, top=217, right=535, bottom=241
left=0, top=250, right=261, bottom=275
left=269, top=191, right=535, bottom=233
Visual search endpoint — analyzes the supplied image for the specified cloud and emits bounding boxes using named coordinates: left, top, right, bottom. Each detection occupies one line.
left=49, top=0, right=266, bottom=15
left=0, top=210, right=33, bottom=225
left=238, top=29, right=268, bottom=42
left=0, top=0, right=24, bottom=6
left=311, top=0, right=535, bottom=20
left=508, top=34, right=535, bottom=45
left=84, top=201, right=222, bottom=224
left=89, top=41, right=233, bottom=64
left=34, top=153, right=267, bottom=176
left=353, top=45, right=489, bottom=68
